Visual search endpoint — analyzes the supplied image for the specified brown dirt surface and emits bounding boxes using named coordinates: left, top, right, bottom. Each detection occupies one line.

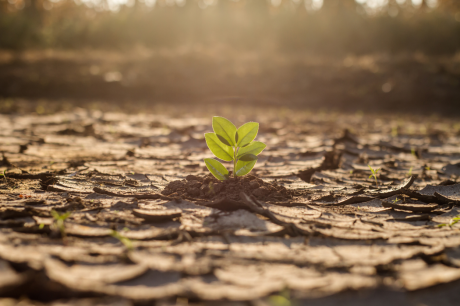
left=2, top=106, right=460, bottom=306
left=161, top=174, right=293, bottom=203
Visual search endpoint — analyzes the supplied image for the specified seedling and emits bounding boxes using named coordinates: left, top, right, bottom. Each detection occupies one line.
left=1, top=170, right=6, bottom=185
left=392, top=198, right=400, bottom=203
left=391, top=126, right=398, bottom=137
left=204, top=116, right=266, bottom=180
left=111, top=230, right=133, bottom=250
left=268, top=288, right=293, bottom=306
left=368, top=165, right=380, bottom=187
left=438, top=215, right=460, bottom=228
left=50, top=210, right=71, bottom=240
left=407, top=166, right=413, bottom=177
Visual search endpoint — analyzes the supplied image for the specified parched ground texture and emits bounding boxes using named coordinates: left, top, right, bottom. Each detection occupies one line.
left=2, top=107, right=460, bottom=306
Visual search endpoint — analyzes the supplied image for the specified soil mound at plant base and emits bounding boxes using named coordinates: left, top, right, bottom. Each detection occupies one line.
left=161, top=174, right=293, bottom=202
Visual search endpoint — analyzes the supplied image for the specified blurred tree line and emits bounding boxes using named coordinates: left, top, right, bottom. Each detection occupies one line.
left=0, top=0, right=459, bottom=54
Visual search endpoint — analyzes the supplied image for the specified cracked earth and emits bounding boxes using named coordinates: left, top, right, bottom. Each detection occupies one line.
left=2, top=107, right=460, bottom=306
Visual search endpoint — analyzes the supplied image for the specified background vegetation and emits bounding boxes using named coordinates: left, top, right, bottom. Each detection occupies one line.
left=1, top=0, right=460, bottom=55
left=1, top=0, right=460, bottom=115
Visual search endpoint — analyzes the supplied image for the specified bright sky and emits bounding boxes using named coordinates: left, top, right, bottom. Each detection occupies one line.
left=78, top=0, right=439, bottom=12
left=356, top=0, right=438, bottom=8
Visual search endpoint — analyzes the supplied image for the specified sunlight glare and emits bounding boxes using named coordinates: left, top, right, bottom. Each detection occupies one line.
left=427, top=0, right=438, bottom=8
left=271, top=0, right=282, bottom=7
left=304, top=0, right=323, bottom=11
left=366, top=0, right=389, bottom=9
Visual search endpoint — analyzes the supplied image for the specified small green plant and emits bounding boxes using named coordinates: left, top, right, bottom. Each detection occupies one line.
left=391, top=126, right=398, bottom=137
left=368, top=164, right=380, bottom=187
left=0, top=170, right=6, bottom=185
left=204, top=116, right=266, bottom=180
left=268, top=288, right=293, bottom=306
left=50, top=210, right=71, bottom=240
left=392, top=198, right=400, bottom=203
left=111, top=230, right=133, bottom=250
left=438, top=215, right=460, bottom=228
left=407, top=166, right=413, bottom=176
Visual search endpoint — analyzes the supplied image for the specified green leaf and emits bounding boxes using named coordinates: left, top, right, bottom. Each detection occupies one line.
left=204, top=158, right=229, bottom=181
left=238, top=153, right=258, bottom=161
left=212, top=116, right=237, bottom=147
left=235, top=159, right=257, bottom=177
left=369, top=175, right=373, bottom=179
left=51, top=210, right=71, bottom=221
left=237, top=141, right=266, bottom=158
left=236, top=122, right=259, bottom=147
left=60, top=212, right=71, bottom=220
left=51, top=210, right=60, bottom=219
left=205, top=133, right=234, bottom=161
left=216, top=134, right=232, bottom=146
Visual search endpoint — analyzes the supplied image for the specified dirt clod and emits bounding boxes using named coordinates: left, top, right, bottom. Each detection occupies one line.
left=161, top=174, right=293, bottom=202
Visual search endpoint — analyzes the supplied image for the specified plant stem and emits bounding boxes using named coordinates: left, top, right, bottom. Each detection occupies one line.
left=233, top=149, right=236, bottom=178
left=233, top=147, right=238, bottom=178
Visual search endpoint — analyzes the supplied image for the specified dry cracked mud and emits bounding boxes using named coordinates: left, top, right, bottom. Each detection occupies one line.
left=1, top=108, right=460, bottom=306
